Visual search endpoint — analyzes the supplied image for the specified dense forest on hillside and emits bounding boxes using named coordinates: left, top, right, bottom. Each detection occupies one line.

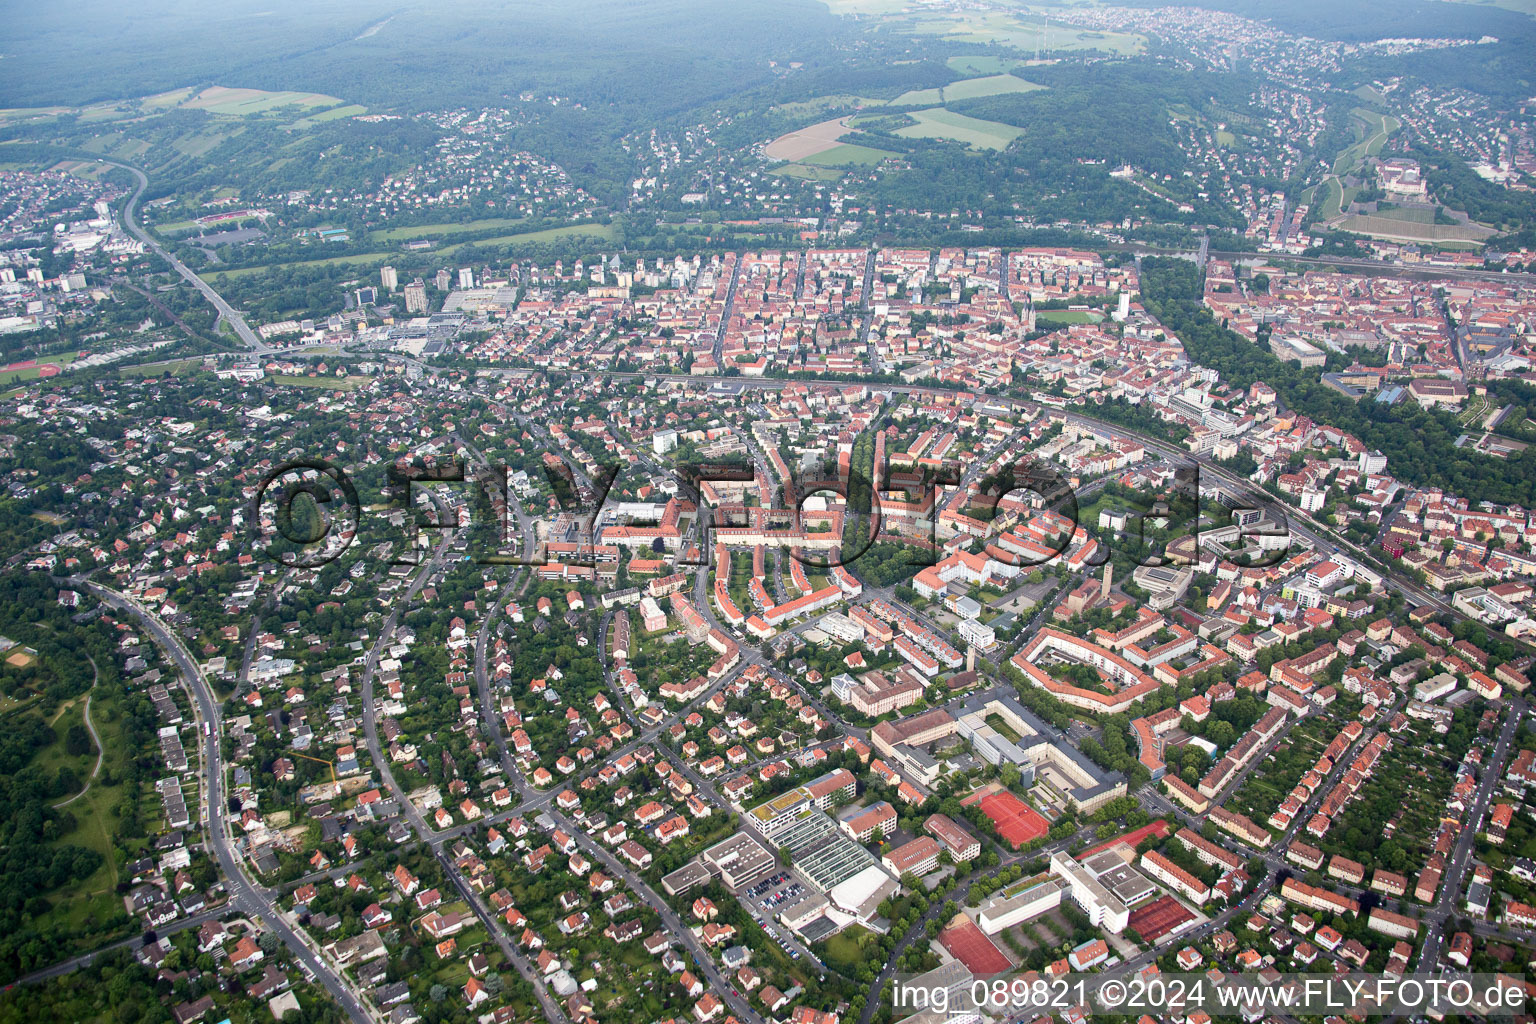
left=1139, top=256, right=1536, bottom=507
left=949, top=63, right=1266, bottom=178
left=2, top=0, right=851, bottom=112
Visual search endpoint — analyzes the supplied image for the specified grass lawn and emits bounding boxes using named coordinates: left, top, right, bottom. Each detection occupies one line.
left=986, top=712, right=1023, bottom=743
left=1331, top=108, right=1399, bottom=178
left=1315, top=178, right=1345, bottom=220
left=818, top=923, right=872, bottom=975
left=1035, top=309, right=1100, bottom=326
left=801, top=144, right=897, bottom=167
left=896, top=107, right=1021, bottom=150
left=33, top=701, right=94, bottom=784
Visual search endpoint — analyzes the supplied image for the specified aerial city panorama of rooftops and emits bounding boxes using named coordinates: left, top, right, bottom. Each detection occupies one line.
left=2, top=0, right=1536, bottom=1023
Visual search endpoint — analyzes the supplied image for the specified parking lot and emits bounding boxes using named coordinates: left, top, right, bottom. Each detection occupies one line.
left=740, top=870, right=824, bottom=969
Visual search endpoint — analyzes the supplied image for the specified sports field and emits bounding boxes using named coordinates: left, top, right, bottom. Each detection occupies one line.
left=978, top=790, right=1049, bottom=848
left=0, top=352, right=77, bottom=384
left=1128, top=894, right=1196, bottom=942
left=938, top=913, right=1013, bottom=974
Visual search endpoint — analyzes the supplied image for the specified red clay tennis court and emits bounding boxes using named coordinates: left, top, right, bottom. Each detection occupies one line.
left=938, top=914, right=1012, bottom=975
left=978, top=791, right=1049, bottom=849
left=1076, top=819, right=1169, bottom=860
left=1128, top=895, right=1195, bottom=943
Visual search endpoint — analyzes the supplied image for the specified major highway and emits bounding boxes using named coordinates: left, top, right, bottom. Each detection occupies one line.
left=100, top=160, right=270, bottom=354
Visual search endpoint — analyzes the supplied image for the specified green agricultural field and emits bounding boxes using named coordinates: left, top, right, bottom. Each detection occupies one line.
left=896, top=107, right=1021, bottom=150
left=180, top=86, right=346, bottom=116
left=891, top=86, right=946, bottom=106
left=290, top=104, right=368, bottom=127
left=895, top=73, right=1043, bottom=105
left=209, top=252, right=399, bottom=280
left=1313, top=178, right=1343, bottom=220
left=801, top=143, right=897, bottom=167
left=942, top=73, right=1044, bottom=101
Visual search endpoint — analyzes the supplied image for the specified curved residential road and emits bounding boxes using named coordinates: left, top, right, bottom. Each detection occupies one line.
left=100, top=160, right=268, bottom=354
left=78, top=578, right=374, bottom=1024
